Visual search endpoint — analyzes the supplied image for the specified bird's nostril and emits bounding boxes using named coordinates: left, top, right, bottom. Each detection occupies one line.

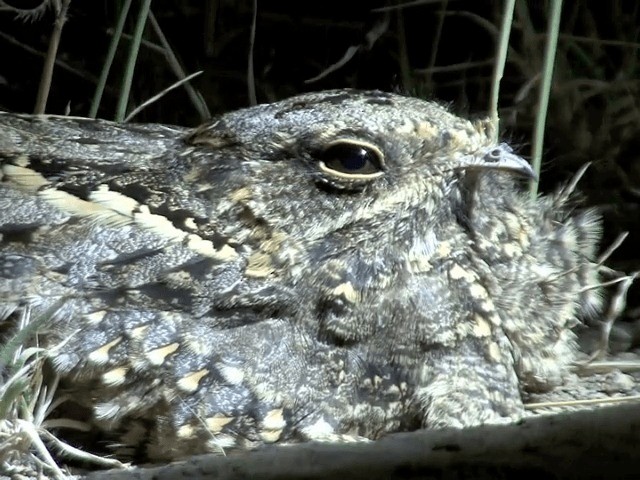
left=488, top=148, right=502, bottom=160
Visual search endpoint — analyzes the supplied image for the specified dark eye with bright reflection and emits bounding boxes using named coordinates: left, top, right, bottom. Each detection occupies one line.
left=319, top=142, right=384, bottom=178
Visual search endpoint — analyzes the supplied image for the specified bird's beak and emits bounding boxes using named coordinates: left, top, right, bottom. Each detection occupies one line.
left=457, top=143, right=537, bottom=181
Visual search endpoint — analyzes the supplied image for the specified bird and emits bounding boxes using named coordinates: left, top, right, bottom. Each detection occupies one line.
left=0, top=89, right=603, bottom=461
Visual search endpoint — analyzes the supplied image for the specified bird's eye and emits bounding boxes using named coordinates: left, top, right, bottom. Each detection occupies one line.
left=318, top=141, right=384, bottom=180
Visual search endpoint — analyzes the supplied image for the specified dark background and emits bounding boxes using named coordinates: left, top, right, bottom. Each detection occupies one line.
left=1, top=0, right=638, bottom=324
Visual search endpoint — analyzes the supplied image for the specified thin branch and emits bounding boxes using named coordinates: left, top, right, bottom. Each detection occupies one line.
left=115, top=0, right=153, bottom=122
left=34, top=0, right=72, bottom=114
left=528, top=0, right=563, bottom=197
left=124, top=70, right=203, bottom=122
left=247, top=0, right=258, bottom=106
left=89, top=0, right=133, bottom=118
left=148, top=11, right=210, bottom=120
left=489, top=0, right=516, bottom=141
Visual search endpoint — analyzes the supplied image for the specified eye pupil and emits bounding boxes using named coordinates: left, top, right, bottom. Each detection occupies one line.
left=320, top=142, right=383, bottom=177
left=339, top=147, right=368, bottom=170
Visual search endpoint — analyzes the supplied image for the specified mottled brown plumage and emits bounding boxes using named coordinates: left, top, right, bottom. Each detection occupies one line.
left=0, top=90, right=602, bottom=460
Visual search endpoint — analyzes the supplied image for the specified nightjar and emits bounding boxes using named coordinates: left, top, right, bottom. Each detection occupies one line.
left=0, top=89, right=602, bottom=460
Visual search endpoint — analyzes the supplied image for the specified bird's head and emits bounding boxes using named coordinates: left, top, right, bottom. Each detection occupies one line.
left=186, top=90, right=535, bottom=251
